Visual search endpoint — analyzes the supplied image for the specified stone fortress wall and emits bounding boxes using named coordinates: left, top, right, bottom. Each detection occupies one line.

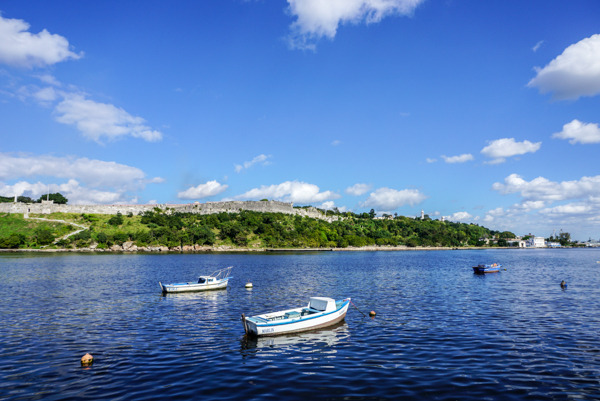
left=0, top=200, right=339, bottom=222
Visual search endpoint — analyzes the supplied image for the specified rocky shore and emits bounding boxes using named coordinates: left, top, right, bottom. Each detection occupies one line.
left=0, top=244, right=506, bottom=253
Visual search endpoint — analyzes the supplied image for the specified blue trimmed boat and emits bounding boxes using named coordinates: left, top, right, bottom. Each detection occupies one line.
left=242, top=297, right=351, bottom=337
left=159, top=266, right=233, bottom=294
left=473, top=263, right=501, bottom=274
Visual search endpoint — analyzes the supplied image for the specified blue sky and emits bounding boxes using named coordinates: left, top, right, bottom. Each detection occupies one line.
left=1, top=0, right=600, bottom=240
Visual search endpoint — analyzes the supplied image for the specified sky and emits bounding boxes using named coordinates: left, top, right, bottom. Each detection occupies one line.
left=1, top=0, right=600, bottom=241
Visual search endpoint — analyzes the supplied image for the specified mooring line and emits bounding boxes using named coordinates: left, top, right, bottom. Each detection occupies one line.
left=350, top=299, right=368, bottom=317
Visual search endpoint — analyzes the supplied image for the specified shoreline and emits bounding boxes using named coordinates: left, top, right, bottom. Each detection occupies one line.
left=0, top=245, right=559, bottom=254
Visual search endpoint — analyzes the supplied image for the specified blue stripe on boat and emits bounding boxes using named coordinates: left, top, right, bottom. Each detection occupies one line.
left=254, top=300, right=349, bottom=328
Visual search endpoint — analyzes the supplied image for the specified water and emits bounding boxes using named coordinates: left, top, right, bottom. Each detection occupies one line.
left=1, top=249, right=600, bottom=400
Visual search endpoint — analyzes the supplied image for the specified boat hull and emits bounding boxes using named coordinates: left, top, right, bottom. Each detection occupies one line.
left=473, top=264, right=501, bottom=274
left=159, top=279, right=229, bottom=293
left=244, top=299, right=350, bottom=337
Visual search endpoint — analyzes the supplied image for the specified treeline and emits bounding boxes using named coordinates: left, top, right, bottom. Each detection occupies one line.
left=0, top=193, right=68, bottom=204
left=55, top=209, right=512, bottom=250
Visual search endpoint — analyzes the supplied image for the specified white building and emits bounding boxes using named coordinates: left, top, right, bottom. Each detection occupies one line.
left=527, top=236, right=546, bottom=248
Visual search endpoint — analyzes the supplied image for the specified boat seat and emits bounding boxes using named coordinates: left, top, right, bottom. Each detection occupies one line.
left=284, top=311, right=301, bottom=319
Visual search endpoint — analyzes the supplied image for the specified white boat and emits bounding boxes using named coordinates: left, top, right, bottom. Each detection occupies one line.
left=159, top=266, right=233, bottom=294
left=242, top=297, right=351, bottom=337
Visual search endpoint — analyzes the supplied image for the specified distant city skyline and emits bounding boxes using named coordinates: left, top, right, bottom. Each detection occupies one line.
left=0, top=1, right=599, bottom=240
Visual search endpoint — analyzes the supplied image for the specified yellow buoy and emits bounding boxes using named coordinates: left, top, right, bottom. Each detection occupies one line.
left=369, top=310, right=376, bottom=317
left=245, top=282, right=253, bottom=289
left=81, top=353, right=94, bottom=365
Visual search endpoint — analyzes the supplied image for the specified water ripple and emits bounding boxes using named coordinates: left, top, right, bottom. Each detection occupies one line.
left=1, top=250, right=600, bottom=400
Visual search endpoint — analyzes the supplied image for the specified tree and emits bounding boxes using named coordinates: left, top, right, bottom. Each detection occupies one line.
left=558, top=232, right=571, bottom=246
left=35, top=227, right=55, bottom=245
left=37, top=192, right=68, bottom=204
left=108, top=212, right=124, bottom=226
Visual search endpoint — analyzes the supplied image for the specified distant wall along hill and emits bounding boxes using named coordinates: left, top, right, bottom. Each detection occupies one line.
left=0, top=200, right=339, bottom=222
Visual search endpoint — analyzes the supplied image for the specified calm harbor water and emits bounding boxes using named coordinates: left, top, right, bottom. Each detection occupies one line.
left=1, top=249, right=600, bottom=400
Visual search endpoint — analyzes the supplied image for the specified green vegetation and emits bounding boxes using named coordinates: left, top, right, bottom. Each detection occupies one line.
left=0, top=209, right=519, bottom=250
left=0, top=213, right=74, bottom=248
left=0, top=192, right=68, bottom=204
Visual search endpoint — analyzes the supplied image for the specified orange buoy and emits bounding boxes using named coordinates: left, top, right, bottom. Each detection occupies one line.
left=369, top=310, right=376, bottom=317
left=81, top=353, right=94, bottom=365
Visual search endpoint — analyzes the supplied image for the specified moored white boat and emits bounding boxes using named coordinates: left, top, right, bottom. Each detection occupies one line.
left=242, top=297, right=351, bottom=337
left=159, top=266, right=233, bottom=294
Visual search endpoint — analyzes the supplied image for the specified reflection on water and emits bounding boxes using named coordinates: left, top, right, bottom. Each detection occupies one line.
left=241, top=321, right=350, bottom=351
left=1, top=249, right=600, bottom=400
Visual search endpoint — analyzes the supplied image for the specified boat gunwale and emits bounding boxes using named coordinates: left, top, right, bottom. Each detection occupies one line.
left=250, top=299, right=350, bottom=328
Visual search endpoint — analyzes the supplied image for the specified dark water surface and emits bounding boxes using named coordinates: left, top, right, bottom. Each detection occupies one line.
left=1, top=249, right=600, bottom=400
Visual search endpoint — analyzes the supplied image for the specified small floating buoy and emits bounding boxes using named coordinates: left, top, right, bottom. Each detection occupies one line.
left=560, top=280, right=567, bottom=289
left=369, top=310, right=376, bottom=317
left=245, top=282, right=253, bottom=289
left=81, top=353, right=94, bottom=366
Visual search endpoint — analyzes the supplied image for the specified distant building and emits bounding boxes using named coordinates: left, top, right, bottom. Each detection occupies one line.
left=527, top=236, right=546, bottom=248
left=507, top=239, right=526, bottom=248
left=547, top=242, right=562, bottom=248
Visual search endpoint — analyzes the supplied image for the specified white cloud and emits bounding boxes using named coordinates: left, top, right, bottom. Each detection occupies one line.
left=0, top=153, right=162, bottom=192
left=235, top=180, right=340, bottom=204
left=0, top=14, right=82, bottom=68
left=444, top=211, right=473, bottom=222
left=0, top=179, right=129, bottom=205
left=286, top=0, right=424, bottom=50
left=441, top=153, right=474, bottom=164
left=553, top=119, right=600, bottom=144
left=36, top=74, right=61, bottom=86
left=234, top=154, right=271, bottom=173
left=345, top=183, right=372, bottom=196
left=331, top=140, right=341, bottom=146
left=177, top=180, right=228, bottom=200
left=528, top=34, right=600, bottom=100
left=481, top=138, right=541, bottom=164
left=33, top=86, right=58, bottom=103
left=360, top=187, right=426, bottom=210
left=54, top=94, right=162, bottom=143
left=426, top=157, right=437, bottom=163
left=493, top=173, right=600, bottom=203
left=541, top=203, right=593, bottom=217
left=532, top=40, right=544, bottom=52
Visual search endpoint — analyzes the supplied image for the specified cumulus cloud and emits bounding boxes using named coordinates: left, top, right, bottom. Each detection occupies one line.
left=444, top=211, right=473, bottom=222
left=493, top=173, right=600, bottom=203
left=528, top=34, right=600, bottom=100
left=177, top=180, right=228, bottom=200
left=0, top=179, right=136, bottom=205
left=426, top=157, right=437, bottom=163
left=441, top=153, right=474, bottom=164
left=345, top=183, right=372, bottom=196
left=553, top=119, right=600, bottom=144
left=235, top=181, right=340, bottom=204
left=286, top=0, right=424, bottom=50
left=360, top=187, right=426, bottom=211
left=0, top=153, right=162, bottom=190
left=234, top=154, right=271, bottom=173
left=54, top=94, right=162, bottom=143
left=0, top=14, right=82, bottom=68
left=481, top=138, right=541, bottom=164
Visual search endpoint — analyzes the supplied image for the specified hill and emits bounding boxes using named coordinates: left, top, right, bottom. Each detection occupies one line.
left=0, top=209, right=513, bottom=251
